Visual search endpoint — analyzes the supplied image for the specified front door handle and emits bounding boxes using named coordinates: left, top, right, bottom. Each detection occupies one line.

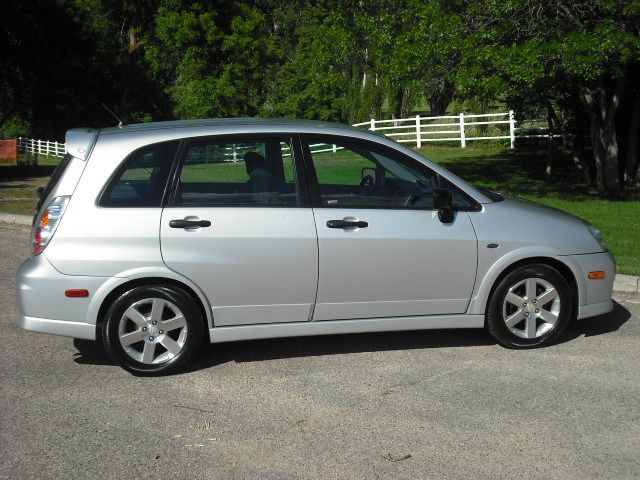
left=326, top=219, right=368, bottom=229
left=169, top=219, right=211, bottom=229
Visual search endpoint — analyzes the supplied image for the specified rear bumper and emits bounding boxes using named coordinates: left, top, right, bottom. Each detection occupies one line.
left=19, top=316, right=96, bottom=340
left=16, top=254, right=109, bottom=340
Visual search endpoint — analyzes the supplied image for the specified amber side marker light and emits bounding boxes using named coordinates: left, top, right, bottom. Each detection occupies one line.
left=65, top=289, right=89, bottom=298
left=588, top=271, right=606, bottom=279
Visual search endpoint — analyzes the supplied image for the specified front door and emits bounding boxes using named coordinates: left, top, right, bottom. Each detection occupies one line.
left=160, top=135, right=318, bottom=326
left=303, top=136, right=478, bottom=321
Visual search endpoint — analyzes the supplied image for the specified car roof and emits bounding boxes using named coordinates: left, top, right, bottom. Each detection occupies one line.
left=99, top=117, right=365, bottom=136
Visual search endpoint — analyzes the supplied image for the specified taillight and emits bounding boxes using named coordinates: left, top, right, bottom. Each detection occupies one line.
left=33, top=196, right=70, bottom=255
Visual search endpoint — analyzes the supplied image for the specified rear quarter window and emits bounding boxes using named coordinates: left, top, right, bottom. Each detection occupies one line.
left=99, top=141, right=179, bottom=207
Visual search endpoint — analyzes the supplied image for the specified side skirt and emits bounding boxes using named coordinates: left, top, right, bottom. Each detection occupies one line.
left=209, top=314, right=485, bottom=344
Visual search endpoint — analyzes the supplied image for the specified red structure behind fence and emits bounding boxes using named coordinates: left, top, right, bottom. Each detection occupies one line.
left=0, top=139, right=18, bottom=163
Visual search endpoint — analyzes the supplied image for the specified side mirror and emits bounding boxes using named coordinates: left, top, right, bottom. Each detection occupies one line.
left=361, top=167, right=376, bottom=187
left=433, top=188, right=454, bottom=223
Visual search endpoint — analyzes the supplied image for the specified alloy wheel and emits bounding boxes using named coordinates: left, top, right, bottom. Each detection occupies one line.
left=502, top=277, right=561, bottom=339
left=118, top=298, right=188, bottom=364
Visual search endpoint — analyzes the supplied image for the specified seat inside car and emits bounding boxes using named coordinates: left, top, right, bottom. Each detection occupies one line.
left=244, top=151, right=275, bottom=193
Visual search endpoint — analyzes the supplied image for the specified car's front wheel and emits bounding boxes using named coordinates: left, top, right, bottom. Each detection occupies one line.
left=486, top=264, right=572, bottom=348
left=102, top=284, right=204, bottom=375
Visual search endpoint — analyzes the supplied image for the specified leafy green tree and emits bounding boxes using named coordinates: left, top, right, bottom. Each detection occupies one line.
left=387, top=1, right=462, bottom=116
left=265, top=3, right=363, bottom=122
left=458, top=0, right=640, bottom=192
left=145, top=2, right=278, bottom=118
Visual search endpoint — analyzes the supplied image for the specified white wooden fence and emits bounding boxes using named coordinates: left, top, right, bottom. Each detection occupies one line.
left=16, top=110, right=540, bottom=161
left=353, top=110, right=517, bottom=149
left=18, top=137, right=66, bottom=157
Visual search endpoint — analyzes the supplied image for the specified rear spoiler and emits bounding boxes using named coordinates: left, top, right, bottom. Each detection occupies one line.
left=65, top=128, right=98, bottom=161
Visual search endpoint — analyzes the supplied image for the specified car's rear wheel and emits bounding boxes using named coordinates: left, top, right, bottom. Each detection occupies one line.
left=102, top=285, right=204, bottom=375
left=486, top=264, right=572, bottom=348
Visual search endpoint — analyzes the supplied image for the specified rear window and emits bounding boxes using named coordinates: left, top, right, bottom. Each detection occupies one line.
left=37, top=154, right=72, bottom=210
left=99, top=141, right=179, bottom=207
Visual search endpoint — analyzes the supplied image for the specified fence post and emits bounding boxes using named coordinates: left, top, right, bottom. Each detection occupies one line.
left=370, top=118, right=376, bottom=132
left=38, top=139, right=42, bottom=155
left=332, top=144, right=337, bottom=153
left=509, top=110, right=516, bottom=149
left=459, top=113, right=466, bottom=148
left=415, top=115, right=421, bottom=148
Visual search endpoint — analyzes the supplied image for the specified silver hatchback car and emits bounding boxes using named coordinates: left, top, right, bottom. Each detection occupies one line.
left=17, top=118, right=615, bottom=374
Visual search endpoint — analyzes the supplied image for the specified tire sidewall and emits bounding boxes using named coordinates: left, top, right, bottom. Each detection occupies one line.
left=488, top=264, right=572, bottom=348
left=102, top=285, right=204, bottom=374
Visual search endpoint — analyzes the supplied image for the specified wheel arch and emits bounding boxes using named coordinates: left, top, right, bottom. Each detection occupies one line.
left=468, top=253, right=582, bottom=317
left=87, top=268, right=214, bottom=335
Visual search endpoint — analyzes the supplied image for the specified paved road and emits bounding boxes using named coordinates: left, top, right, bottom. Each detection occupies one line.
left=1, top=223, right=638, bottom=479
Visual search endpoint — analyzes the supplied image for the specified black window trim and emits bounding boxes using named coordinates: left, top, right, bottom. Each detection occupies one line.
left=164, top=133, right=311, bottom=209
left=96, top=139, right=181, bottom=209
left=300, top=133, right=482, bottom=212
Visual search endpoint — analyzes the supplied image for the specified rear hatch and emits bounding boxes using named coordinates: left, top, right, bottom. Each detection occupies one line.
left=31, top=129, right=97, bottom=254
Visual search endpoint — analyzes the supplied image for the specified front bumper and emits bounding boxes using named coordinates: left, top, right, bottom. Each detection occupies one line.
left=16, top=254, right=110, bottom=340
left=569, top=250, right=616, bottom=319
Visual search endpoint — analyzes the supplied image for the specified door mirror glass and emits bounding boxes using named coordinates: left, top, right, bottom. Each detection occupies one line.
left=361, top=167, right=376, bottom=187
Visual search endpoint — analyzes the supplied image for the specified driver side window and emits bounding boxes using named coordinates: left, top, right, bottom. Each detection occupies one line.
left=307, top=137, right=438, bottom=209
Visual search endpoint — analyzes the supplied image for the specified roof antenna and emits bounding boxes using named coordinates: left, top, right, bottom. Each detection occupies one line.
left=101, top=103, right=124, bottom=127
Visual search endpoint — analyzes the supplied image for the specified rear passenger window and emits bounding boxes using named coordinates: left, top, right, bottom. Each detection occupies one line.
left=100, top=141, right=178, bottom=207
left=172, top=138, right=300, bottom=206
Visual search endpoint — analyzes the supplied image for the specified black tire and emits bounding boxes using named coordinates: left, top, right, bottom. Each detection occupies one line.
left=486, top=264, right=572, bottom=348
left=102, top=284, right=204, bottom=375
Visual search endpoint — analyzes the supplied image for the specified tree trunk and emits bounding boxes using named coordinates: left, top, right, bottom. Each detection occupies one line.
left=545, top=101, right=555, bottom=178
left=580, top=79, right=624, bottom=192
left=400, top=87, right=413, bottom=118
left=624, top=94, right=640, bottom=186
left=601, top=114, right=622, bottom=191
left=428, top=80, right=454, bottom=116
left=390, top=86, right=403, bottom=120
left=586, top=107, right=606, bottom=191
left=568, top=136, right=591, bottom=184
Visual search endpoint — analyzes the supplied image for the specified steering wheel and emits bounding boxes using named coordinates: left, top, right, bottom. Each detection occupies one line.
left=404, top=191, right=432, bottom=207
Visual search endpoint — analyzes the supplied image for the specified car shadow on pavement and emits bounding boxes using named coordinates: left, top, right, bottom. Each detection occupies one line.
left=190, top=328, right=497, bottom=372
left=71, top=300, right=633, bottom=373
left=560, top=300, right=632, bottom=342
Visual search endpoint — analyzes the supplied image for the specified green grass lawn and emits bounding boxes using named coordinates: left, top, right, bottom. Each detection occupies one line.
left=1, top=145, right=638, bottom=275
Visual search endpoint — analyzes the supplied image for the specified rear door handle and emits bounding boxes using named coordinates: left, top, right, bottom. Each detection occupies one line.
left=326, top=219, right=368, bottom=229
left=169, top=219, right=211, bottom=229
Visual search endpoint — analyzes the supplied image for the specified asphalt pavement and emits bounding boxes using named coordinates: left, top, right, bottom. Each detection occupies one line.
left=1, top=223, right=638, bottom=479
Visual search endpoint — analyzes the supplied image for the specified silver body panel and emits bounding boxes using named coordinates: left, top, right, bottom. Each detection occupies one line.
left=16, top=118, right=616, bottom=343
left=311, top=209, right=477, bottom=320
left=161, top=207, right=318, bottom=326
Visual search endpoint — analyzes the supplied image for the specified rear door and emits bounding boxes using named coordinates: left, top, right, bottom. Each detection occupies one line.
left=160, top=135, right=318, bottom=326
left=303, top=135, right=478, bottom=321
